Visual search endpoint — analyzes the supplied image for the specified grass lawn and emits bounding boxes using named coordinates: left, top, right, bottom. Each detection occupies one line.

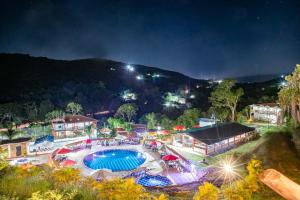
left=252, top=132, right=300, bottom=200
left=206, top=125, right=300, bottom=199
left=206, top=136, right=267, bottom=166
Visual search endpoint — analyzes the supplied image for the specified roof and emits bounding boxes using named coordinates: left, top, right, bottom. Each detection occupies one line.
left=252, top=103, right=280, bottom=108
left=182, top=123, right=255, bottom=145
left=199, top=118, right=216, bottom=122
left=0, top=137, right=31, bottom=145
left=53, top=115, right=97, bottom=123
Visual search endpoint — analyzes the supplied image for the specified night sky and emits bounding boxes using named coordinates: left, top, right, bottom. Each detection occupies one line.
left=0, top=0, right=300, bottom=79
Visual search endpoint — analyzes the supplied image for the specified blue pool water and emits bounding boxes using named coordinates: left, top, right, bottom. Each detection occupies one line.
left=83, top=149, right=146, bottom=171
left=138, top=175, right=172, bottom=187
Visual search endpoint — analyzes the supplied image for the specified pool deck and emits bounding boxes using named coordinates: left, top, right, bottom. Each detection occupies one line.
left=67, top=144, right=163, bottom=177
left=12, top=142, right=200, bottom=186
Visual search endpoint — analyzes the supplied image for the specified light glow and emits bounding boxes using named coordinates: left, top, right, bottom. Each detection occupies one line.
left=126, top=65, right=134, bottom=72
left=136, top=75, right=144, bottom=80
left=215, top=156, right=243, bottom=183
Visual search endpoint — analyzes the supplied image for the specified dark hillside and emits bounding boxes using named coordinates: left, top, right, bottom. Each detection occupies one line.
left=0, top=53, right=281, bottom=121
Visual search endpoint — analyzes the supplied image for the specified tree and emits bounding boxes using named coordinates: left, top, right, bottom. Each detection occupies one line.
left=209, top=79, right=244, bottom=122
left=115, top=104, right=138, bottom=122
left=94, top=178, right=150, bottom=200
left=207, top=107, right=230, bottom=122
left=85, top=124, right=95, bottom=138
left=193, top=182, right=218, bottom=200
left=1, top=122, right=19, bottom=140
left=45, top=110, right=65, bottom=122
left=0, top=147, right=8, bottom=171
left=160, top=115, right=174, bottom=131
left=51, top=168, right=81, bottom=185
left=145, top=113, right=158, bottom=129
left=24, top=102, right=39, bottom=120
left=65, top=102, right=82, bottom=115
left=0, top=103, right=23, bottom=126
left=176, top=108, right=202, bottom=129
left=39, top=100, right=54, bottom=119
left=222, top=180, right=252, bottom=200
left=237, top=106, right=250, bottom=123
left=278, top=64, right=300, bottom=123
left=107, top=117, right=124, bottom=129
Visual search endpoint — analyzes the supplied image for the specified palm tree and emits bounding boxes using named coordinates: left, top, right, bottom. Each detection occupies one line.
left=279, top=64, right=300, bottom=123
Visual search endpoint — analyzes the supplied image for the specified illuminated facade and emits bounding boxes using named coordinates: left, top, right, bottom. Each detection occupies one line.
left=250, top=103, right=282, bottom=124
left=172, top=123, right=255, bottom=155
left=51, top=115, right=97, bottom=138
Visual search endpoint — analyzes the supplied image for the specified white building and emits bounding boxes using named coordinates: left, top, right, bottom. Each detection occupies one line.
left=250, top=103, right=282, bottom=124
left=199, top=118, right=216, bottom=127
left=51, top=115, right=98, bottom=138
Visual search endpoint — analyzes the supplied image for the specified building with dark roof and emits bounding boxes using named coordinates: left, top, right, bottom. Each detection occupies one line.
left=51, top=115, right=97, bottom=138
left=172, top=123, right=256, bottom=155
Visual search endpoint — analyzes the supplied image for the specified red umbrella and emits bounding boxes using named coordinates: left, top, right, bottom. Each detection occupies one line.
left=56, top=148, right=72, bottom=155
left=173, top=125, right=186, bottom=131
left=150, top=140, right=157, bottom=146
left=61, top=159, right=76, bottom=167
left=85, top=139, right=92, bottom=144
left=162, top=154, right=179, bottom=161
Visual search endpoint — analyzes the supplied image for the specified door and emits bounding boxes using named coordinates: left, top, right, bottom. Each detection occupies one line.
left=16, top=146, right=22, bottom=157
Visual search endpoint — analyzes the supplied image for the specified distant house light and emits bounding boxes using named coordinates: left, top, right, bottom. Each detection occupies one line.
left=136, top=75, right=143, bottom=80
left=152, top=73, right=160, bottom=78
left=126, top=65, right=134, bottom=72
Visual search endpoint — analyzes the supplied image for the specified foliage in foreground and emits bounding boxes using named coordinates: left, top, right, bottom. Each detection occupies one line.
left=0, top=149, right=265, bottom=200
left=193, top=159, right=263, bottom=200
left=193, top=182, right=218, bottom=200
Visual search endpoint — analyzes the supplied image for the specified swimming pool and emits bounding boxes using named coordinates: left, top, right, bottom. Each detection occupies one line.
left=138, top=175, right=172, bottom=187
left=83, top=149, right=146, bottom=171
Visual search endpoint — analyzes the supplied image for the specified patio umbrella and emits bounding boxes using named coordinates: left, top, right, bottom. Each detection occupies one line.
left=173, top=125, right=186, bottom=131
left=61, top=159, right=76, bottom=167
left=162, top=154, right=178, bottom=161
left=56, top=148, right=72, bottom=155
left=85, top=139, right=92, bottom=144
left=150, top=140, right=157, bottom=146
